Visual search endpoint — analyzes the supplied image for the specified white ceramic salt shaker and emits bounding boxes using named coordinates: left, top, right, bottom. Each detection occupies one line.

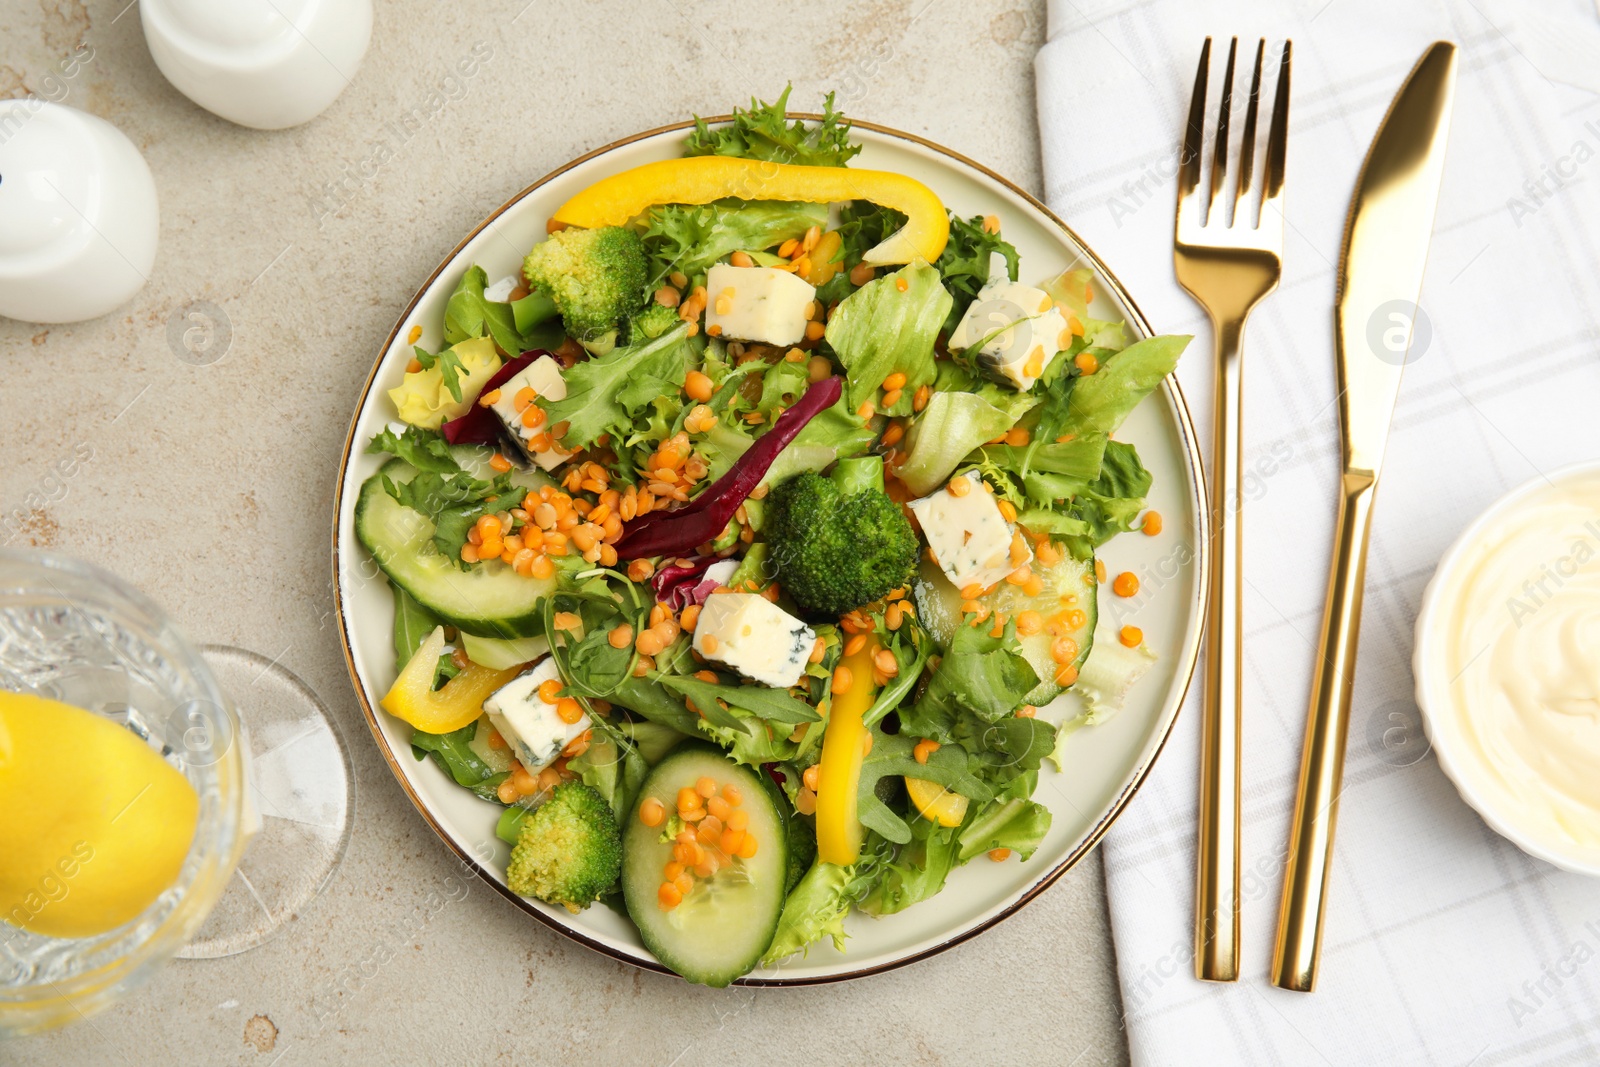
left=0, top=101, right=159, bottom=324
left=141, top=0, right=372, bottom=130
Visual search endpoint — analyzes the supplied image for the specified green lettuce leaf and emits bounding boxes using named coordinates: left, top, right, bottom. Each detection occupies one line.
left=684, top=87, right=861, bottom=168
left=366, top=424, right=460, bottom=474
left=898, top=387, right=1038, bottom=497
left=641, top=200, right=826, bottom=290
left=762, top=860, right=855, bottom=963
left=858, top=817, right=963, bottom=917
left=901, top=619, right=1040, bottom=738
left=824, top=263, right=951, bottom=414
left=1055, top=334, right=1189, bottom=439
left=957, top=776, right=1053, bottom=862
left=935, top=214, right=1020, bottom=335
left=539, top=323, right=697, bottom=450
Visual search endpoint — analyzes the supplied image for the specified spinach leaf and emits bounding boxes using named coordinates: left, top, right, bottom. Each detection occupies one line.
left=410, top=722, right=506, bottom=803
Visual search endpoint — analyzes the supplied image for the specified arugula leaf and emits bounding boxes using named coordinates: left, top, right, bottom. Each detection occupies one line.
left=641, top=200, right=827, bottom=290
left=958, top=715, right=1057, bottom=785
left=824, top=263, right=951, bottom=414
left=655, top=673, right=819, bottom=725
left=410, top=722, right=506, bottom=803
left=380, top=465, right=515, bottom=563
left=608, top=676, right=704, bottom=735
left=934, top=214, right=1021, bottom=335
left=684, top=86, right=861, bottom=168
left=540, top=323, right=697, bottom=450
left=855, top=727, right=991, bottom=844
left=901, top=619, right=1040, bottom=738
left=366, top=424, right=461, bottom=474
left=411, top=343, right=470, bottom=403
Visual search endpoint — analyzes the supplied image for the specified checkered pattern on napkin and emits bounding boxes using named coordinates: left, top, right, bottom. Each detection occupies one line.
left=1037, top=1, right=1600, bottom=1063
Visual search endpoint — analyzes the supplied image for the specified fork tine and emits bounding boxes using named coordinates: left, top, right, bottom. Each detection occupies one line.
left=1207, top=37, right=1238, bottom=222
left=1177, top=37, right=1211, bottom=212
left=1263, top=40, right=1292, bottom=204
left=1233, top=39, right=1266, bottom=222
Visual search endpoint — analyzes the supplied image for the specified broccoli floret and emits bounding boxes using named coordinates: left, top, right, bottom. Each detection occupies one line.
left=765, top=461, right=919, bottom=617
left=625, top=302, right=681, bottom=344
left=522, top=226, right=648, bottom=342
left=505, top=781, right=622, bottom=912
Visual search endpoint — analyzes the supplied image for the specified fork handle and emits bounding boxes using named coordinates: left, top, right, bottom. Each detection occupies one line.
left=1271, top=469, right=1378, bottom=992
left=1195, top=315, right=1246, bottom=983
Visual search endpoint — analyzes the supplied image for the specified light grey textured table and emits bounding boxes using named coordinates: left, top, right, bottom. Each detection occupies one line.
left=2, top=2, right=1132, bottom=1062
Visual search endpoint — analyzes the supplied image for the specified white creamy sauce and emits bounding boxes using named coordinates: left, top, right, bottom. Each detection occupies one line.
left=1436, top=471, right=1600, bottom=852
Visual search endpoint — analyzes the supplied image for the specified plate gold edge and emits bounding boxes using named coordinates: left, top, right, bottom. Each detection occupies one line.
left=329, top=115, right=1211, bottom=985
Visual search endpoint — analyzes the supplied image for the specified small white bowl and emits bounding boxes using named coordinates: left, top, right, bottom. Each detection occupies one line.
left=1414, top=460, right=1600, bottom=876
left=141, top=0, right=372, bottom=130
left=0, top=101, right=158, bottom=324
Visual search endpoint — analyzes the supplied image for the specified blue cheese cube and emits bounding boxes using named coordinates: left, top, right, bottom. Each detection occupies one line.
left=908, top=475, right=1032, bottom=591
left=692, top=593, right=815, bottom=689
left=488, top=356, right=572, bottom=472
left=703, top=263, right=816, bottom=347
left=482, top=657, right=586, bottom=772
left=947, top=279, right=1070, bottom=391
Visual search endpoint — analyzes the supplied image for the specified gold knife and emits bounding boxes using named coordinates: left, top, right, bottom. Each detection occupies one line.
left=1270, top=40, right=1458, bottom=993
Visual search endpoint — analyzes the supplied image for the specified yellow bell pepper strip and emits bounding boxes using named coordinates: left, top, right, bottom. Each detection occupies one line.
left=381, top=626, right=520, bottom=734
left=815, top=643, right=880, bottom=865
left=905, top=776, right=969, bottom=828
left=550, top=157, right=950, bottom=266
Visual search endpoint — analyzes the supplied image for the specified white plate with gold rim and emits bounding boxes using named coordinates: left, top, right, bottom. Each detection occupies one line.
left=331, top=117, right=1209, bottom=984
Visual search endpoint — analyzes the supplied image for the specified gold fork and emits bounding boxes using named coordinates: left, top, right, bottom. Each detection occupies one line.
left=1174, top=35, right=1291, bottom=984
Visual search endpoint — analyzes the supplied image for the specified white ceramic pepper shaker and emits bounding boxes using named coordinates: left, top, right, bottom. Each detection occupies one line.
left=141, top=0, right=372, bottom=130
left=0, top=101, right=159, bottom=324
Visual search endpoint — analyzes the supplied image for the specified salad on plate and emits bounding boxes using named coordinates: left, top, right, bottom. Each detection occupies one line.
left=354, top=89, right=1190, bottom=986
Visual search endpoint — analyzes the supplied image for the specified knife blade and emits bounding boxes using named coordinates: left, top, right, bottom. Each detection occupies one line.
left=1336, top=41, right=1458, bottom=474
left=1271, top=40, right=1457, bottom=993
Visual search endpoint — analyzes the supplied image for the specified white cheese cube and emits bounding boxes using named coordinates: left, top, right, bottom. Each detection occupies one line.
left=482, top=657, right=586, bottom=773
left=703, top=263, right=816, bottom=347
left=692, top=593, right=815, bottom=689
left=482, top=273, right=519, bottom=303
left=908, top=476, right=1033, bottom=591
left=947, top=280, right=1070, bottom=391
left=488, top=356, right=572, bottom=472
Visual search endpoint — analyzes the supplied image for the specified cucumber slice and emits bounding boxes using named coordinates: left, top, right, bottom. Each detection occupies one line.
left=912, top=550, right=1097, bottom=705
left=354, top=458, right=557, bottom=638
left=622, top=744, right=788, bottom=987
left=460, top=632, right=550, bottom=669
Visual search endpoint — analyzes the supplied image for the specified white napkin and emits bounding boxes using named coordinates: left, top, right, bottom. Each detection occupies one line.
left=1037, top=1, right=1600, bottom=1063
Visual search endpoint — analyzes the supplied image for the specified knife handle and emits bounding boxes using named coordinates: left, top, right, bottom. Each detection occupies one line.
left=1271, top=469, right=1378, bottom=992
left=1195, top=316, right=1245, bottom=983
